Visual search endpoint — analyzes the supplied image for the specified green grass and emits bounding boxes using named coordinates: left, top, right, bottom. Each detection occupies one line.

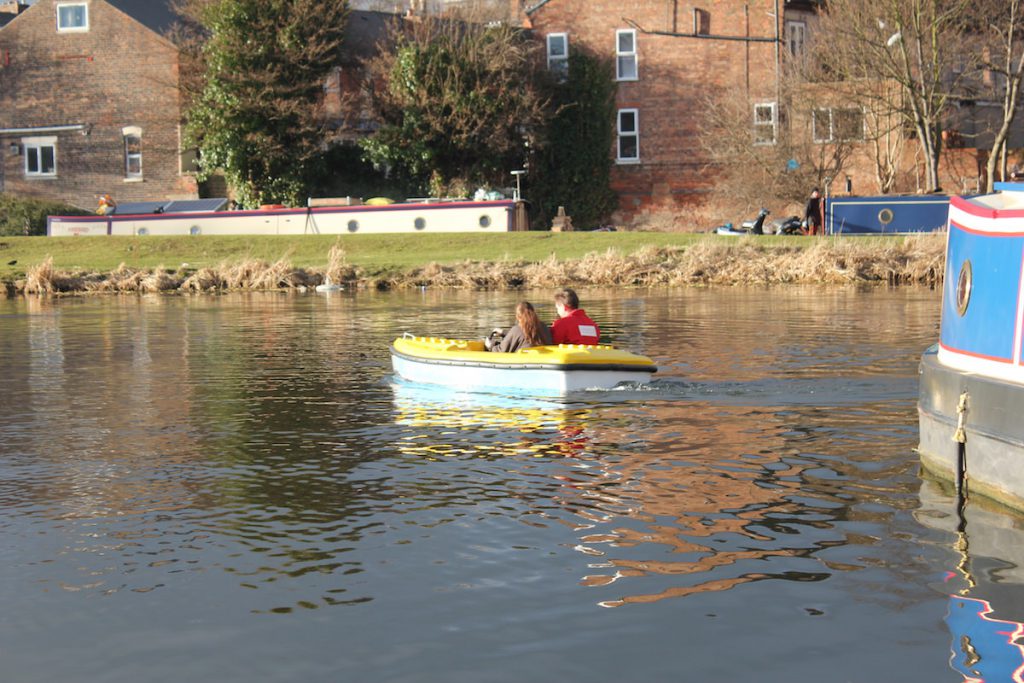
left=0, top=231, right=904, bottom=280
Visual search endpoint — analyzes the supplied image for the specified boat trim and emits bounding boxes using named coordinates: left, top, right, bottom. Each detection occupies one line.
left=389, top=347, right=657, bottom=374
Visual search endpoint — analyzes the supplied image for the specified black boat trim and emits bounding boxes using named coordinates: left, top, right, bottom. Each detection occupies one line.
left=390, top=347, right=657, bottom=373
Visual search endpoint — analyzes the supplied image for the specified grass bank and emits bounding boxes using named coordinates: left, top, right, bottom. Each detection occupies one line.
left=0, top=232, right=946, bottom=296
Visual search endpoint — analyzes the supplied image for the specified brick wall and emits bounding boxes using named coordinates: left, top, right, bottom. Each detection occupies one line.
left=523, top=0, right=781, bottom=223
left=0, top=0, right=197, bottom=210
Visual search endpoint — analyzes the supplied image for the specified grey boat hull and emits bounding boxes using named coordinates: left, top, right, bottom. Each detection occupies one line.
left=918, top=345, right=1024, bottom=512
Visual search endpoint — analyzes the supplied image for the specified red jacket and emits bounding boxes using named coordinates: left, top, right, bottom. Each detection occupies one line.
left=551, top=308, right=600, bottom=345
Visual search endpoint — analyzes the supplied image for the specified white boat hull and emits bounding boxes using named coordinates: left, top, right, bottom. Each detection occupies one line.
left=390, top=351, right=653, bottom=393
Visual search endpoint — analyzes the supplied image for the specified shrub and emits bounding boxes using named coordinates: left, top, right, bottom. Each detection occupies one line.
left=0, top=194, right=91, bottom=236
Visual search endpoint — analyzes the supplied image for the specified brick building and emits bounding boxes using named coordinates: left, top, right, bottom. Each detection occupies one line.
left=511, top=0, right=820, bottom=221
left=0, top=0, right=198, bottom=210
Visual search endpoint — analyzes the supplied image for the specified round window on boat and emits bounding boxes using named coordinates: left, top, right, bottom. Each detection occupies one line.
left=347, top=220, right=359, bottom=233
left=414, top=217, right=426, bottom=231
left=956, top=259, right=972, bottom=316
left=189, top=225, right=201, bottom=236
left=137, top=227, right=148, bottom=236
left=479, top=215, right=491, bottom=228
left=878, top=208, right=894, bottom=226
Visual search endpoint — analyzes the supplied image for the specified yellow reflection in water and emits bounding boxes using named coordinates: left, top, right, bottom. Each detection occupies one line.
left=391, top=381, right=592, bottom=459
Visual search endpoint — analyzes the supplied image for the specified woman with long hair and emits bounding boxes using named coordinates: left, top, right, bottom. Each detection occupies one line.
left=489, top=301, right=554, bottom=352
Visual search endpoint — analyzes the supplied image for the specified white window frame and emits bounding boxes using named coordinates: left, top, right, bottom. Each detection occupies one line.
left=693, top=8, right=710, bottom=36
left=616, top=108, right=640, bottom=163
left=546, top=33, right=568, bottom=80
left=123, top=126, right=143, bottom=180
left=753, top=103, right=777, bottom=145
left=813, top=107, right=865, bottom=143
left=616, top=29, right=638, bottom=81
left=23, top=136, right=57, bottom=177
left=786, top=20, right=806, bottom=58
left=56, top=3, right=89, bottom=32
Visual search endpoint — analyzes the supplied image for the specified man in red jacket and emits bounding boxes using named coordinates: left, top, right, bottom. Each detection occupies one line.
left=551, top=288, right=600, bottom=345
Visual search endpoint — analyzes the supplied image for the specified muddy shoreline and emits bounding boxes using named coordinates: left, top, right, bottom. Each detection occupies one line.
left=4, top=236, right=946, bottom=296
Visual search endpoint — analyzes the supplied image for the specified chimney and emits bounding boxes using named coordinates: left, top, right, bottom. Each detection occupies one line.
left=0, top=2, right=27, bottom=17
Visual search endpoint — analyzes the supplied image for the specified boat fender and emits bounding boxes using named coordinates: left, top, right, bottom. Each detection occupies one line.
left=952, top=392, right=968, bottom=444
left=953, top=391, right=969, bottom=504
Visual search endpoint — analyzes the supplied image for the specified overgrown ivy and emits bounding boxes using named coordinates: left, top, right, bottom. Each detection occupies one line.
left=0, top=194, right=89, bottom=236
left=528, top=49, right=618, bottom=230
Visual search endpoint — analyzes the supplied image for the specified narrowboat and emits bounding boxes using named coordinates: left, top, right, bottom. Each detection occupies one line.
left=390, top=335, right=657, bottom=394
left=47, top=198, right=527, bottom=236
left=918, top=182, right=1024, bottom=512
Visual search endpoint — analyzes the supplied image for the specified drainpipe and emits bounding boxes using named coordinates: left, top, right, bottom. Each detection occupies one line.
left=774, top=0, right=781, bottom=111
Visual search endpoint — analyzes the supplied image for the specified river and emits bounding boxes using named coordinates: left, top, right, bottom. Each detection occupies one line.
left=0, top=287, right=1020, bottom=683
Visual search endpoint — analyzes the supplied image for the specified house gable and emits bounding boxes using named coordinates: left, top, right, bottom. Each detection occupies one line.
left=0, top=0, right=196, bottom=207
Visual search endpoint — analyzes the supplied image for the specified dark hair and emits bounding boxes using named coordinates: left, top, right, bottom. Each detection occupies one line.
left=516, top=302, right=545, bottom=346
left=554, top=287, right=579, bottom=310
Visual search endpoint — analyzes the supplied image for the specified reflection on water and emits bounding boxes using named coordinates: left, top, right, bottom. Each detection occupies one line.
left=917, top=478, right=1024, bottom=682
left=2, top=287, right=1023, bottom=682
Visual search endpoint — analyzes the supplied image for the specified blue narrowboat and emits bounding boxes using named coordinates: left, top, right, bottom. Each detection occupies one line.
left=918, top=183, right=1024, bottom=511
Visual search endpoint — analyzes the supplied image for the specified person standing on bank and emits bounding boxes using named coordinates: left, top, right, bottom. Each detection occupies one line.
left=551, top=288, right=600, bottom=345
left=804, top=188, right=823, bottom=236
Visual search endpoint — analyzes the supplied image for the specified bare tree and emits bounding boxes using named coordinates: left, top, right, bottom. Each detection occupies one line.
left=697, top=77, right=854, bottom=213
left=977, top=0, right=1024, bottom=191
left=814, top=0, right=973, bottom=193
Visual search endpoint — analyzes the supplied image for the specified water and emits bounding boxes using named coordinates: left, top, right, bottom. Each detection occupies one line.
left=0, top=287, right=1020, bottom=682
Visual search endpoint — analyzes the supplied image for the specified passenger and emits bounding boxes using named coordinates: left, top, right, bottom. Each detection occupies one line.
left=488, top=301, right=553, bottom=352
left=550, top=287, right=600, bottom=345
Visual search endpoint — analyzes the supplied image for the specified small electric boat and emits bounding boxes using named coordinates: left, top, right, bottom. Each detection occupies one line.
left=390, top=335, right=657, bottom=393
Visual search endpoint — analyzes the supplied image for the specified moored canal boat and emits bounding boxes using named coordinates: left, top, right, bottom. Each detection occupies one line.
left=47, top=198, right=527, bottom=236
left=918, top=182, right=1024, bottom=512
left=390, top=335, right=657, bottom=393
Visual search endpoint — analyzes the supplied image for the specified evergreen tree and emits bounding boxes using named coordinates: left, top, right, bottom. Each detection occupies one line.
left=362, top=18, right=547, bottom=196
left=179, top=0, right=349, bottom=206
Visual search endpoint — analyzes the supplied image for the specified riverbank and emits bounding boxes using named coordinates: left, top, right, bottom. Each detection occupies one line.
left=1, top=233, right=945, bottom=295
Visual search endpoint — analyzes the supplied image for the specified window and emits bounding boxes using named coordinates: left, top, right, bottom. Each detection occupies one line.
left=547, top=33, right=568, bottom=80
left=693, top=8, right=710, bottom=36
left=56, top=3, right=88, bottom=32
left=617, top=109, right=639, bottom=163
left=23, top=137, right=56, bottom=177
left=616, top=29, right=638, bottom=81
left=814, top=107, right=864, bottom=142
left=786, top=21, right=806, bottom=58
left=753, top=103, right=776, bottom=145
left=123, top=127, right=142, bottom=179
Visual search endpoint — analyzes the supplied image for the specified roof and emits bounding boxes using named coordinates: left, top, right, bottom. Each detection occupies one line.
left=341, top=10, right=395, bottom=63
left=105, top=0, right=181, bottom=36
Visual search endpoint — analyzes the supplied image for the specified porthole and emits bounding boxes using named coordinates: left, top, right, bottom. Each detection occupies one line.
left=414, top=217, right=426, bottom=231
left=137, top=227, right=148, bottom=236
left=878, top=208, right=894, bottom=226
left=189, top=225, right=201, bottom=236
left=347, top=220, right=359, bottom=233
left=956, top=259, right=972, bottom=316
left=479, top=215, right=491, bottom=228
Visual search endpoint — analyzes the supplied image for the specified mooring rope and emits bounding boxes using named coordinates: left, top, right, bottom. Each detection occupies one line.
left=952, top=391, right=969, bottom=529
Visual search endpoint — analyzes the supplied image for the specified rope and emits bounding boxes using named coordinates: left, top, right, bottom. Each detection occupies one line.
left=953, top=391, right=969, bottom=509
left=952, top=391, right=968, bottom=444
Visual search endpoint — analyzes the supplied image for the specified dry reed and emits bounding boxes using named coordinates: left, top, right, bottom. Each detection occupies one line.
left=4, top=234, right=947, bottom=298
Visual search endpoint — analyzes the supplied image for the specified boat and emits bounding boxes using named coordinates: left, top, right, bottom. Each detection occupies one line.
left=918, top=182, right=1024, bottom=513
left=390, top=334, right=657, bottom=393
left=47, top=197, right=527, bottom=236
